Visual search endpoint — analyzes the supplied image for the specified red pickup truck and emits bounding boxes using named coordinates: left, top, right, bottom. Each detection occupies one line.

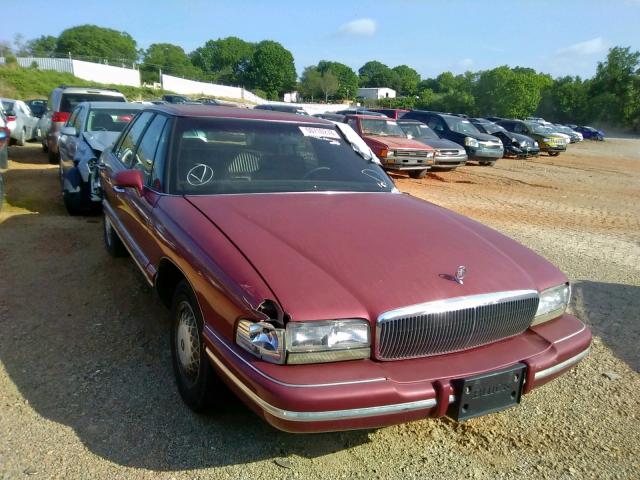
left=344, top=114, right=435, bottom=179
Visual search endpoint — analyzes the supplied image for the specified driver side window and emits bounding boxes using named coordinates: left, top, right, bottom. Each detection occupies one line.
left=114, top=112, right=154, bottom=167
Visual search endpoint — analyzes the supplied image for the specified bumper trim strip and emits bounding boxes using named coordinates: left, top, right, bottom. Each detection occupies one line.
left=534, top=347, right=590, bottom=381
left=206, top=347, right=443, bottom=422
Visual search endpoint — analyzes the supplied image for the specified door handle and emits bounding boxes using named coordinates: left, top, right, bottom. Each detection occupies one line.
left=112, top=185, right=126, bottom=193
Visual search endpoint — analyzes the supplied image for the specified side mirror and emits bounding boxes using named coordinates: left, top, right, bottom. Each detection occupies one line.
left=113, top=169, right=144, bottom=194
left=61, top=126, right=77, bottom=137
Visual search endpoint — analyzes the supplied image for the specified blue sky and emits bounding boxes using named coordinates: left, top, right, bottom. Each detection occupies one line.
left=4, top=0, right=640, bottom=79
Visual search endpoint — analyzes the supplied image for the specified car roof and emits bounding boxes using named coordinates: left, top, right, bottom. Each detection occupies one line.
left=144, top=104, right=333, bottom=124
left=56, top=86, right=125, bottom=95
left=81, top=102, right=145, bottom=109
left=345, top=114, right=394, bottom=119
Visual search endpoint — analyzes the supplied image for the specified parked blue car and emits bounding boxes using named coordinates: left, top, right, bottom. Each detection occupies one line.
left=574, top=126, right=605, bottom=141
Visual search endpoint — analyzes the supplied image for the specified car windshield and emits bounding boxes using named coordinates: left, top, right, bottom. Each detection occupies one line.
left=86, top=109, right=140, bottom=132
left=399, top=123, right=439, bottom=140
left=480, top=123, right=506, bottom=135
left=531, top=124, right=554, bottom=134
left=60, top=93, right=125, bottom=112
left=445, top=117, right=480, bottom=135
left=359, top=118, right=406, bottom=137
left=168, top=118, right=394, bottom=195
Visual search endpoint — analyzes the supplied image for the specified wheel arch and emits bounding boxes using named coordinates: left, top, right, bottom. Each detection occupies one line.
left=155, top=257, right=192, bottom=309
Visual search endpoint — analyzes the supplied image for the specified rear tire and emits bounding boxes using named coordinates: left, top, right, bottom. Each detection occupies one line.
left=409, top=169, right=429, bottom=179
left=103, top=214, right=128, bottom=257
left=16, top=129, right=26, bottom=147
left=170, top=280, right=219, bottom=412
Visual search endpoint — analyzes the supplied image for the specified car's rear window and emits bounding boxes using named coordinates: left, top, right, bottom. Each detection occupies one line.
left=168, top=118, right=393, bottom=195
left=1, top=100, right=15, bottom=115
left=86, top=108, right=140, bottom=132
left=60, top=93, right=125, bottom=112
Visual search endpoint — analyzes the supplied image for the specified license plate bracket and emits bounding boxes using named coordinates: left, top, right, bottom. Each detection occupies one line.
left=449, top=363, right=526, bottom=421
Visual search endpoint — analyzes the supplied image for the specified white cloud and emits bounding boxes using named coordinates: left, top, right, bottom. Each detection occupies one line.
left=458, top=58, right=474, bottom=68
left=556, top=37, right=608, bottom=56
left=337, top=18, right=377, bottom=37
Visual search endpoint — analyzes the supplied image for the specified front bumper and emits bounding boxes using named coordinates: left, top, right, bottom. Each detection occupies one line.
left=466, top=146, right=504, bottom=161
left=540, top=143, right=566, bottom=152
left=504, top=146, right=540, bottom=158
left=203, top=314, right=591, bottom=433
left=433, top=153, right=467, bottom=167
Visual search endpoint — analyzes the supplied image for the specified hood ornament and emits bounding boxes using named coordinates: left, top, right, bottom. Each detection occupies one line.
left=454, top=266, right=466, bottom=285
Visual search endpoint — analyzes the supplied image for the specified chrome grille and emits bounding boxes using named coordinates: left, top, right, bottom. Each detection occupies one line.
left=438, top=149, right=460, bottom=156
left=395, top=149, right=431, bottom=157
left=376, top=290, right=539, bottom=360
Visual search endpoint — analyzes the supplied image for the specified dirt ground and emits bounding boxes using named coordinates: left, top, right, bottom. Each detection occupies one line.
left=0, top=140, right=638, bottom=479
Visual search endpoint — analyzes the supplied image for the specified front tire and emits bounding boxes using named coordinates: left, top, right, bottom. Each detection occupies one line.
left=409, top=169, right=429, bottom=179
left=103, top=214, right=128, bottom=257
left=170, top=280, right=218, bottom=412
left=548, top=151, right=560, bottom=157
left=479, top=161, right=496, bottom=166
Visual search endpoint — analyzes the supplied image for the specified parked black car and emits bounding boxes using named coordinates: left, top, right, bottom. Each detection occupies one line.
left=26, top=99, right=47, bottom=118
left=162, top=94, right=191, bottom=104
left=397, top=120, right=467, bottom=170
left=335, top=108, right=386, bottom=117
left=470, top=118, right=539, bottom=158
left=313, top=113, right=346, bottom=122
left=402, top=111, right=503, bottom=166
left=254, top=104, right=308, bottom=115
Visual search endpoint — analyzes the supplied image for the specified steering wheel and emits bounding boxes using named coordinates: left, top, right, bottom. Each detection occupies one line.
left=302, top=166, right=331, bottom=180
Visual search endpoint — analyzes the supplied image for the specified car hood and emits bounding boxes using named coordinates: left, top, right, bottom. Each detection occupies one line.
left=82, top=131, right=120, bottom=152
left=509, top=132, right=535, bottom=144
left=365, top=135, right=434, bottom=150
left=187, top=193, right=565, bottom=322
left=471, top=131, right=502, bottom=142
left=417, top=137, right=464, bottom=150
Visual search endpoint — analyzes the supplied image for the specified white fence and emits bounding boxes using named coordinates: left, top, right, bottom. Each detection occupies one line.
left=161, top=74, right=265, bottom=103
left=161, top=74, right=348, bottom=114
left=0, top=56, right=141, bottom=87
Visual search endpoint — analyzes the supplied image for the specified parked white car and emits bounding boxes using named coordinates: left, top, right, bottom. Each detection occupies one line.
left=0, top=98, right=39, bottom=146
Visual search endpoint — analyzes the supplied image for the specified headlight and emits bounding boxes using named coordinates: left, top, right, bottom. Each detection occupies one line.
left=543, top=137, right=551, bottom=142
left=531, top=284, right=571, bottom=326
left=464, top=137, right=479, bottom=148
left=534, top=141, right=539, bottom=147
left=236, top=320, right=286, bottom=364
left=286, top=320, right=370, bottom=364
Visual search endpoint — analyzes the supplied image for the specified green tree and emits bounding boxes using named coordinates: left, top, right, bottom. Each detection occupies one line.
left=190, top=37, right=255, bottom=84
left=245, top=41, right=296, bottom=99
left=589, top=46, right=640, bottom=127
left=318, top=70, right=339, bottom=102
left=24, top=36, right=57, bottom=57
left=317, top=60, right=358, bottom=99
left=299, top=66, right=322, bottom=101
left=140, top=43, right=202, bottom=84
left=392, top=65, right=421, bottom=96
left=537, top=76, right=590, bottom=124
left=55, top=25, right=138, bottom=63
left=358, top=61, right=399, bottom=89
left=474, top=66, right=552, bottom=118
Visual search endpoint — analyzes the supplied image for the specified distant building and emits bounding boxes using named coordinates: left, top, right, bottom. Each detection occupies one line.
left=357, top=87, right=396, bottom=99
left=284, top=91, right=299, bottom=103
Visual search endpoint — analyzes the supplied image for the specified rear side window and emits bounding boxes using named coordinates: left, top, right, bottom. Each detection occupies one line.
left=60, top=93, right=125, bottom=112
left=114, top=112, right=154, bottom=167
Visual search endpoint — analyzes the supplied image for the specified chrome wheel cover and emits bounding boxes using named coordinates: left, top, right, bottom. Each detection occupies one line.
left=176, top=300, right=201, bottom=384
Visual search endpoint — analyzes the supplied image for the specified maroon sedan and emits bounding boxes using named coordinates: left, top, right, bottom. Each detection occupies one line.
left=100, top=105, right=591, bottom=433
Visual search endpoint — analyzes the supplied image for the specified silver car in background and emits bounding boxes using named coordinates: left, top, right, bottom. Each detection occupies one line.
left=58, top=101, right=143, bottom=214
left=0, top=98, right=39, bottom=146
left=41, top=86, right=126, bottom=164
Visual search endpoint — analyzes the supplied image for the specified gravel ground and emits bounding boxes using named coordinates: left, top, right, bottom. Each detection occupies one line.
left=0, top=140, right=638, bottom=479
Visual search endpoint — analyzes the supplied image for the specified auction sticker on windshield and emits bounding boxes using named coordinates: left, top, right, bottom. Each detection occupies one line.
left=299, top=126, right=341, bottom=140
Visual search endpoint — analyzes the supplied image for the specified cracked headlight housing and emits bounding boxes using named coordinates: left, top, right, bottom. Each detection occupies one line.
left=286, top=320, right=370, bottom=364
left=531, top=284, right=571, bottom=326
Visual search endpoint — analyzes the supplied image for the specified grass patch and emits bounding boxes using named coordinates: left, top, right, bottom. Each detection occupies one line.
left=0, top=64, right=168, bottom=101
